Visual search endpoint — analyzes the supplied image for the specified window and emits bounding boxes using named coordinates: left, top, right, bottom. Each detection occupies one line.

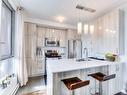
left=0, top=0, right=15, bottom=60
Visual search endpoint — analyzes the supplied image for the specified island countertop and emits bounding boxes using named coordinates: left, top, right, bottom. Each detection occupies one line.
left=47, top=59, right=120, bottom=73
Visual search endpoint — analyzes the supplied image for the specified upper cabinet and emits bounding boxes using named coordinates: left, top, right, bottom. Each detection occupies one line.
left=25, top=23, right=37, bottom=58
left=67, top=30, right=81, bottom=40
left=88, top=9, right=124, bottom=55
left=37, top=27, right=46, bottom=47
left=37, top=27, right=69, bottom=47
left=59, top=30, right=66, bottom=47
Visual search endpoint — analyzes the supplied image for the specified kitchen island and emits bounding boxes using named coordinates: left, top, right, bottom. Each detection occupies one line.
left=47, top=59, right=123, bottom=95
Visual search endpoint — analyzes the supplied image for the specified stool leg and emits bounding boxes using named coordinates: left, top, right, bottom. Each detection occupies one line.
left=72, top=90, right=75, bottom=95
left=70, top=90, right=75, bottom=95
left=99, top=82, right=102, bottom=95
left=69, top=90, right=75, bottom=95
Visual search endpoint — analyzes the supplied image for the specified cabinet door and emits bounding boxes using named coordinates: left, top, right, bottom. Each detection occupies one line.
left=36, top=57, right=45, bottom=75
left=26, top=23, right=37, bottom=58
left=67, top=30, right=78, bottom=40
left=25, top=23, right=39, bottom=76
left=108, top=64, right=123, bottom=95
left=27, top=23, right=37, bottom=35
left=91, top=9, right=121, bottom=55
left=59, top=30, right=66, bottom=47
left=45, top=28, right=52, bottom=38
left=54, top=29, right=60, bottom=41
left=37, top=27, right=45, bottom=47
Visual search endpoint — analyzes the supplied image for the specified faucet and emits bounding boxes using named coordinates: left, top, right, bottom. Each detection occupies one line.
left=84, top=48, right=88, bottom=59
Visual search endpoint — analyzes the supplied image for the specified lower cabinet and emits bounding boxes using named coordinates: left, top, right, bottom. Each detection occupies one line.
left=52, top=66, right=123, bottom=95
left=108, top=64, right=124, bottom=95
left=25, top=23, right=45, bottom=77
left=26, top=57, right=45, bottom=77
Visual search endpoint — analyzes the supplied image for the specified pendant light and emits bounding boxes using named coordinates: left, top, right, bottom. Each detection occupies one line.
left=77, top=6, right=82, bottom=35
left=90, top=25, right=94, bottom=34
left=76, top=5, right=96, bottom=35
left=84, top=13, right=89, bottom=34
left=84, top=24, right=88, bottom=34
left=77, top=22, right=82, bottom=34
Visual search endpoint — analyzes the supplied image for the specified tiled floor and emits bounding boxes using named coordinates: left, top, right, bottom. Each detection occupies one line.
left=17, top=76, right=46, bottom=95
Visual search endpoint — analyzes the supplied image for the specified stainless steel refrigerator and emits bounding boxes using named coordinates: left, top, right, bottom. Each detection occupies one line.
left=68, top=40, right=82, bottom=59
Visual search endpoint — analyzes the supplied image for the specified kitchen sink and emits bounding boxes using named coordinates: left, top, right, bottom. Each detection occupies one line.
left=88, top=57, right=105, bottom=61
left=76, top=58, right=91, bottom=62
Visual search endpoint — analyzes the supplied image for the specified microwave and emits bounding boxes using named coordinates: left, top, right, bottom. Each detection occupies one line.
left=45, top=37, right=60, bottom=47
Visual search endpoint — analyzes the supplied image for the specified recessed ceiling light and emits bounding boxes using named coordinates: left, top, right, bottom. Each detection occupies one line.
left=55, top=16, right=65, bottom=23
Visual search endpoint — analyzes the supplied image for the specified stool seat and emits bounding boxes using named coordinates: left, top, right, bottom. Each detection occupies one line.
left=88, top=72, right=116, bottom=82
left=61, top=77, right=90, bottom=90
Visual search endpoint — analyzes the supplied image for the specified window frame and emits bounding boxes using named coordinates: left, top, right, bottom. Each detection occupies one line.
left=0, top=0, right=15, bottom=60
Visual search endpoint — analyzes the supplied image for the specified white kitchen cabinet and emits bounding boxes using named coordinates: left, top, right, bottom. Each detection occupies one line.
left=83, top=9, right=124, bottom=94
left=44, top=28, right=60, bottom=40
left=45, top=28, right=52, bottom=38
left=37, top=27, right=46, bottom=47
left=59, top=30, right=66, bottom=47
left=27, top=23, right=37, bottom=35
left=108, top=64, right=123, bottom=95
left=25, top=23, right=81, bottom=76
left=25, top=23, right=37, bottom=58
left=80, top=9, right=124, bottom=94
left=67, top=30, right=80, bottom=40
left=89, top=9, right=124, bottom=56
left=54, top=29, right=60, bottom=41
left=37, top=27, right=68, bottom=47
left=25, top=23, right=45, bottom=77
left=36, top=57, right=45, bottom=75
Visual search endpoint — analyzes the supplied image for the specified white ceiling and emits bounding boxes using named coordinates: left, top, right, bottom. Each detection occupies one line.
left=19, top=0, right=127, bottom=26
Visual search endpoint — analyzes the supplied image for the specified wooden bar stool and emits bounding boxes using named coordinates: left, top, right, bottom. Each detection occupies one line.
left=61, top=77, right=90, bottom=95
left=114, top=92, right=127, bottom=95
left=88, top=72, right=116, bottom=95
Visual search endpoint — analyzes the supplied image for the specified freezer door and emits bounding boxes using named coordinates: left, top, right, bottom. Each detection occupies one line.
left=68, top=40, right=82, bottom=59
left=75, top=40, right=82, bottom=59
left=68, top=40, right=74, bottom=58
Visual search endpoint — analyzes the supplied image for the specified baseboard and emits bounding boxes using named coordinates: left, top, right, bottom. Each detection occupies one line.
left=28, top=73, right=45, bottom=77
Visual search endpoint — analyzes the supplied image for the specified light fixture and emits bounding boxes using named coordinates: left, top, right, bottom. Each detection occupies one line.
left=76, top=5, right=96, bottom=35
left=110, top=30, right=113, bottom=33
left=77, top=22, right=82, bottom=34
left=112, top=30, right=116, bottom=34
left=76, top=5, right=96, bottom=13
left=106, top=29, right=109, bottom=32
left=99, top=26, right=102, bottom=30
left=55, top=16, right=65, bottom=23
left=84, top=24, right=88, bottom=34
left=90, top=25, right=94, bottom=34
